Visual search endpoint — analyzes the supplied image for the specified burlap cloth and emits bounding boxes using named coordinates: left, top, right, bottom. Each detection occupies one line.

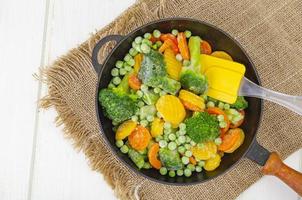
left=40, top=0, right=302, bottom=199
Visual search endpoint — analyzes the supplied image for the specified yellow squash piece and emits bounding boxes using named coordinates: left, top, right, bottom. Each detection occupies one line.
left=151, top=117, right=164, bottom=137
left=115, top=120, right=137, bottom=140
left=179, top=89, right=205, bottom=111
left=134, top=53, right=143, bottom=73
left=164, top=48, right=182, bottom=80
left=211, top=51, right=233, bottom=61
left=191, top=141, right=217, bottom=161
left=155, top=95, right=186, bottom=128
left=224, top=129, right=245, bottom=153
left=204, top=154, right=221, bottom=171
left=200, top=54, right=246, bottom=104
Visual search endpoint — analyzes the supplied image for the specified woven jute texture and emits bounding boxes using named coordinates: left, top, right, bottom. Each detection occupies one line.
left=40, top=0, right=302, bottom=199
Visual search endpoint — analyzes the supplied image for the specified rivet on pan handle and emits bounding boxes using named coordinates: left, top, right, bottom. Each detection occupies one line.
left=91, top=35, right=124, bottom=75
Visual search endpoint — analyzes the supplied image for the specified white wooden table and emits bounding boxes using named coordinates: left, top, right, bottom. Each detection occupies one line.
left=0, top=0, right=301, bottom=199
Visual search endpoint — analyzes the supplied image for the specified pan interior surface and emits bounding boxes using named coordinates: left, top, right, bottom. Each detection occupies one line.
left=96, top=18, right=262, bottom=185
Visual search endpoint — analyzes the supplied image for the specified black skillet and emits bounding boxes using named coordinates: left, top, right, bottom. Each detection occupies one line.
left=92, top=18, right=302, bottom=195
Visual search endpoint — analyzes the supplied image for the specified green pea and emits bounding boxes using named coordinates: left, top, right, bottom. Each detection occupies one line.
left=132, top=41, right=137, bottom=48
left=164, top=122, right=172, bottom=129
left=187, top=164, right=195, bottom=171
left=124, top=54, right=132, bottom=62
left=178, top=146, right=186, bottom=154
left=218, top=102, right=225, bottom=109
left=224, top=103, right=230, bottom=110
left=195, top=166, right=202, bottom=172
left=136, top=90, right=143, bottom=98
left=186, top=136, right=191, bottom=143
left=111, top=68, right=119, bottom=76
left=115, top=60, right=124, bottom=68
left=153, top=29, right=161, bottom=38
left=184, top=168, right=192, bottom=177
left=129, top=48, right=138, bottom=56
left=163, top=134, right=169, bottom=141
left=131, top=115, right=138, bottom=122
left=178, top=135, right=186, bottom=144
left=185, top=150, right=192, bottom=157
left=184, top=144, right=191, bottom=150
left=155, top=41, right=162, bottom=47
left=141, top=43, right=151, bottom=54
left=181, top=156, right=189, bottom=165
left=120, top=145, right=129, bottom=154
left=155, top=135, right=163, bottom=142
left=142, top=38, right=152, bottom=46
left=134, top=45, right=142, bottom=53
left=119, top=68, right=127, bottom=75
left=112, top=77, right=121, bottom=85
left=184, top=30, right=192, bottom=38
left=138, top=101, right=145, bottom=108
left=179, top=123, right=186, bottom=130
left=198, top=161, right=205, bottom=167
left=140, top=120, right=149, bottom=127
left=179, top=129, right=186, bottom=135
left=124, top=65, right=133, bottom=72
left=169, top=170, right=176, bottom=177
left=138, top=148, right=147, bottom=155
left=168, top=142, right=177, bottom=150
left=190, top=140, right=197, bottom=146
left=135, top=36, right=143, bottom=44
left=214, top=137, right=222, bottom=145
left=168, top=133, right=176, bottom=141
left=160, top=167, right=168, bottom=175
left=171, top=29, right=179, bottom=36
left=146, top=115, right=154, bottom=122
left=108, top=83, right=115, bottom=89
left=143, top=162, right=152, bottom=169
left=115, top=140, right=124, bottom=148
left=176, top=169, right=184, bottom=176
left=140, top=84, right=148, bottom=92
left=217, top=114, right=225, bottom=122
left=159, top=140, right=167, bottom=148
left=207, top=101, right=215, bottom=108
left=219, top=121, right=227, bottom=128
left=144, top=33, right=152, bottom=39
left=127, top=58, right=135, bottom=66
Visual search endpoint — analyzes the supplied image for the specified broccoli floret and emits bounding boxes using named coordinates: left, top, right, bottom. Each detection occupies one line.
left=185, top=112, right=220, bottom=143
left=142, top=90, right=159, bottom=105
left=180, top=36, right=208, bottom=94
left=161, top=77, right=181, bottom=95
left=128, top=148, right=145, bottom=169
left=138, top=50, right=181, bottom=95
left=99, top=73, right=138, bottom=123
left=231, top=96, right=248, bottom=110
left=159, top=148, right=183, bottom=170
left=138, top=50, right=166, bottom=86
left=180, top=70, right=207, bottom=94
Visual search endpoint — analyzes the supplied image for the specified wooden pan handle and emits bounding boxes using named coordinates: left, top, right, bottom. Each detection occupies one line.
left=262, top=152, right=302, bottom=196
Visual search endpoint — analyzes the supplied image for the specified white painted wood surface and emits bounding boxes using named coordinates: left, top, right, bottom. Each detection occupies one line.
left=0, top=0, right=301, bottom=199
